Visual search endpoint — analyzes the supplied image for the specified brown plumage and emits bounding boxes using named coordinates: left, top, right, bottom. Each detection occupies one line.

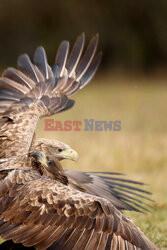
left=0, top=152, right=157, bottom=249
left=0, top=33, right=101, bottom=161
left=0, top=34, right=157, bottom=249
left=31, top=152, right=69, bottom=185
left=32, top=139, right=153, bottom=213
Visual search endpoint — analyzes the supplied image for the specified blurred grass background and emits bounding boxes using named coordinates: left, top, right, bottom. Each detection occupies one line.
left=0, top=0, right=167, bottom=248
left=37, top=75, right=167, bottom=248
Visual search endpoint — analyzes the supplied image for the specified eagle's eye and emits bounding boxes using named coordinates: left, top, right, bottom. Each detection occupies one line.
left=58, top=148, right=63, bottom=153
left=48, top=160, right=52, bottom=165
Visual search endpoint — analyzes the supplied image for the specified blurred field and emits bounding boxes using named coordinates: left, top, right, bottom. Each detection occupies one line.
left=38, top=74, right=167, bottom=248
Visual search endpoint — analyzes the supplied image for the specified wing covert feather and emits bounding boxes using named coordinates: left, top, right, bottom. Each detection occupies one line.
left=0, top=169, right=157, bottom=250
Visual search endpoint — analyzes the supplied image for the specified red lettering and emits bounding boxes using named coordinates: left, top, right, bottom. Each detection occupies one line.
left=73, top=121, right=82, bottom=131
left=44, top=119, right=54, bottom=131
left=64, top=120, right=72, bottom=131
left=54, top=121, right=64, bottom=131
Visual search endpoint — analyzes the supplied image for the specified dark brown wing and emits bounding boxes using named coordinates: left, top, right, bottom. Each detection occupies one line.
left=65, top=170, right=153, bottom=213
left=0, top=169, right=157, bottom=250
left=0, top=34, right=102, bottom=160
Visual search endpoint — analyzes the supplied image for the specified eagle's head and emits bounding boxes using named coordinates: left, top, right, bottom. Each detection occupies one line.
left=31, top=138, right=79, bottom=162
left=31, top=151, right=69, bottom=184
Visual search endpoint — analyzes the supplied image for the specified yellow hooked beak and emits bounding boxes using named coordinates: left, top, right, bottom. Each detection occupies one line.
left=58, top=148, right=79, bottom=162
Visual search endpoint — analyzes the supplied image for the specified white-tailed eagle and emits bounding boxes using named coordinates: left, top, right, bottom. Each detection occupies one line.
left=0, top=34, right=157, bottom=249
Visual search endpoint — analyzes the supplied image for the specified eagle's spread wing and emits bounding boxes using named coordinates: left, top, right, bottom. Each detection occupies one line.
left=65, top=170, right=152, bottom=212
left=0, top=169, right=157, bottom=250
left=31, top=139, right=153, bottom=213
left=0, top=34, right=102, bottom=159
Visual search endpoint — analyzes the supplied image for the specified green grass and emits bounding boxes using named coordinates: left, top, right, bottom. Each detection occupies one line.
left=1, top=74, right=167, bottom=248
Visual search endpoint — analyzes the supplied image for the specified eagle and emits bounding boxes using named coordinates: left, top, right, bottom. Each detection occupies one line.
left=0, top=34, right=157, bottom=249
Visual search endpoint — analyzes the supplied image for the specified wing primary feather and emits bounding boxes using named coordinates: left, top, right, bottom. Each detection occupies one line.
left=105, top=180, right=152, bottom=194
left=63, top=52, right=102, bottom=96
left=52, top=64, right=59, bottom=78
left=0, top=88, right=23, bottom=99
left=34, top=46, right=49, bottom=79
left=0, top=78, right=28, bottom=94
left=120, top=197, right=150, bottom=212
left=55, top=41, right=69, bottom=78
left=111, top=186, right=153, bottom=201
left=112, top=188, right=153, bottom=203
left=0, top=95, right=20, bottom=102
left=86, top=171, right=125, bottom=176
left=75, top=34, right=99, bottom=81
left=17, top=54, right=39, bottom=83
left=79, top=51, right=102, bottom=89
left=98, top=175, right=146, bottom=186
left=66, top=33, right=85, bottom=77
left=2, top=68, right=35, bottom=89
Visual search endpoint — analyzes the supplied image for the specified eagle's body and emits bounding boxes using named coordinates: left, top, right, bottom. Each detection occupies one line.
left=0, top=34, right=157, bottom=249
left=0, top=160, right=156, bottom=250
